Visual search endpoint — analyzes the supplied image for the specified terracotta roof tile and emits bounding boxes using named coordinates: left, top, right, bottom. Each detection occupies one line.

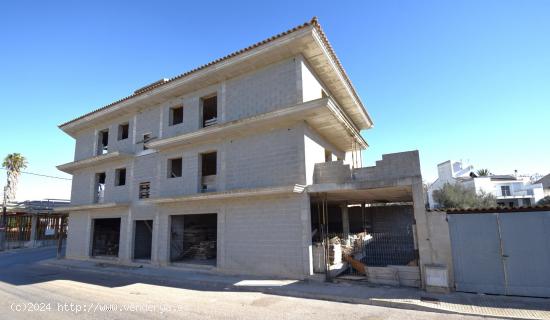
left=60, top=17, right=362, bottom=129
left=429, top=205, right=550, bottom=214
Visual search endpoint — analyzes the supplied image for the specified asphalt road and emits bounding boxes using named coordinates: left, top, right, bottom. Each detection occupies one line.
left=0, top=247, right=486, bottom=320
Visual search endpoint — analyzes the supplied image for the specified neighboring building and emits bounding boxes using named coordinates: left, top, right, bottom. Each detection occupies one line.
left=427, top=160, right=474, bottom=208
left=428, top=160, right=545, bottom=208
left=535, top=174, right=550, bottom=198
left=2, top=199, right=69, bottom=250
left=56, top=19, right=439, bottom=287
left=6, top=199, right=70, bottom=215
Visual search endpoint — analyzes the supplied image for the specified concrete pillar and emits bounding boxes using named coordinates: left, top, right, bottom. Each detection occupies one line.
left=411, top=176, right=452, bottom=292
left=411, top=178, right=430, bottom=288
left=361, top=202, right=366, bottom=232
left=300, top=194, right=313, bottom=277
left=118, top=210, right=132, bottom=264
left=340, top=204, right=349, bottom=236
left=155, top=213, right=170, bottom=266
left=150, top=211, right=161, bottom=266
left=340, top=204, right=350, bottom=247
left=29, top=215, right=38, bottom=248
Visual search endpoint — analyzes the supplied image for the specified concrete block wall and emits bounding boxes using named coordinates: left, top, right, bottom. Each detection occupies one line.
left=73, top=114, right=136, bottom=162
left=132, top=153, right=159, bottom=199
left=221, top=195, right=311, bottom=278
left=70, top=57, right=300, bottom=163
left=66, top=212, right=90, bottom=259
left=67, top=57, right=309, bottom=205
left=65, top=207, right=131, bottom=261
left=224, top=58, right=298, bottom=122
left=298, top=56, right=325, bottom=103
left=302, top=124, right=345, bottom=186
left=135, top=105, right=161, bottom=147
left=66, top=193, right=314, bottom=279
left=157, top=144, right=215, bottom=197
left=70, top=158, right=132, bottom=205
left=74, top=129, right=96, bottom=161
left=70, top=172, right=94, bottom=205
left=367, top=205, right=415, bottom=233
left=224, top=125, right=301, bottom=190
left=160, top=84, right=220, bottom=139
left=425, top=211, right=454, bottom=288
left=353, top=150, right=422, bottom=181
left=156, top=125, right=304, bottom=197
left=72, top=123, right=307, bottom=203
left=313, top=161, right=352, bottom=184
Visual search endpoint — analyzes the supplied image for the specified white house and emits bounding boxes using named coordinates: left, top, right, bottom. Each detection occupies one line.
left=427, top=160, right=474, bottom=208
left=535, top=174, right=550, bottom=198
left=428, top=160, right=545, bottom=208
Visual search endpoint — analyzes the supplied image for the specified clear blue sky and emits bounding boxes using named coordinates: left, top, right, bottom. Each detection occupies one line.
left=1, top=0, right=549, bottom=200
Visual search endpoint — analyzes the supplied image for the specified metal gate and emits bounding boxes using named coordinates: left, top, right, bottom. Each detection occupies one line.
left=449, top=211, right=550, bottom=297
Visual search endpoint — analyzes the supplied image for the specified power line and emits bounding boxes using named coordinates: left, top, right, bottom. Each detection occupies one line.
left=0, top=168, right=72, bottom=181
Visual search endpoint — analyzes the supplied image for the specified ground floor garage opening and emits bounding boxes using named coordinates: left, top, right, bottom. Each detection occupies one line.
left=310, top=196, right=419, bottom=287
left=134, top=220, right=153, bottom=260
left=91, top=218, right=121, bottom=257
left=170, top=213, right=217, bottom=266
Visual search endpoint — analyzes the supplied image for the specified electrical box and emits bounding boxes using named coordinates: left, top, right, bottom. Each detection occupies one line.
left=425, top=264, right=449, bottom=288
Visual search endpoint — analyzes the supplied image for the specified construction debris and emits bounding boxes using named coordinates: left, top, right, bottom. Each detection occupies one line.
left=181, top=226, right=217, bottom=260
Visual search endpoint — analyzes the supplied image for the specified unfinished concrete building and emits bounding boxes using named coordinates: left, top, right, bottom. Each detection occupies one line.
left=57, top=18, right=443, bottom=290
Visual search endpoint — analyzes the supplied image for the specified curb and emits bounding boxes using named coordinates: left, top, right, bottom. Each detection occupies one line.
left=38, top=259, right=534, bottom=320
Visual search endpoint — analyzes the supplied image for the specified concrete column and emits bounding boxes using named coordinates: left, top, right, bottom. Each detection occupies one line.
left=216, top=207, right=226, bottom=270
left=340, top=204, right=351, bottom=248
left=155, top=213, right=170, bottom=266
left=29, top=215, right=38, bottom=248
left=300, top=194, right=313, bottom=277
left=340, top=204, right=349, bottom=237
left=118, top=209, right=132, bottom=263
left=411, top=177, right=447, bottom=291
left=150, top=211, right=161, bottom=266
left=361, top=202, right=366, bottom=232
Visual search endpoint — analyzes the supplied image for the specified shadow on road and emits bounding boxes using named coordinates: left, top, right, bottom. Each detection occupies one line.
left=1, top=247, right=549, bottom=319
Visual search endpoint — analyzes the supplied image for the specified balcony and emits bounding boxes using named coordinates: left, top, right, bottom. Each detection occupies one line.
left=147, top=98, right=367, bottom=154
left=497, top=188, right=535, bottom=198
left=57, top=151, right=133, bottom=174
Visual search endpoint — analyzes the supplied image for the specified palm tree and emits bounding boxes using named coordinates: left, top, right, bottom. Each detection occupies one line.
left=476, top=168, right=491, bottom=177
left=2, top=153, right=28, bottom=205
left=1, top=153, right=27, bottom=249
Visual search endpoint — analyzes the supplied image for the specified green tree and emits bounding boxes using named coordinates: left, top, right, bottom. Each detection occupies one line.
left=2, top=153, right=28, bottom=206
left=433, top=183, right=496, bottom=209
left=476, top=168, right=491, bottom=177
left=538, top=196, right=550, bottom=206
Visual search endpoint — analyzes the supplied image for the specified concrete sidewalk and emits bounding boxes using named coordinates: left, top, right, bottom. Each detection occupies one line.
left=42, top=258, right=550, bottom=320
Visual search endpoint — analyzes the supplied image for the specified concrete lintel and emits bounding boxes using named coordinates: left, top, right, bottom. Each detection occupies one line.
left=144, top=185, right=300, bottom=204
left=54, top=202, right=130, bottom=213
left=309, top=175, right=422, bottom=193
